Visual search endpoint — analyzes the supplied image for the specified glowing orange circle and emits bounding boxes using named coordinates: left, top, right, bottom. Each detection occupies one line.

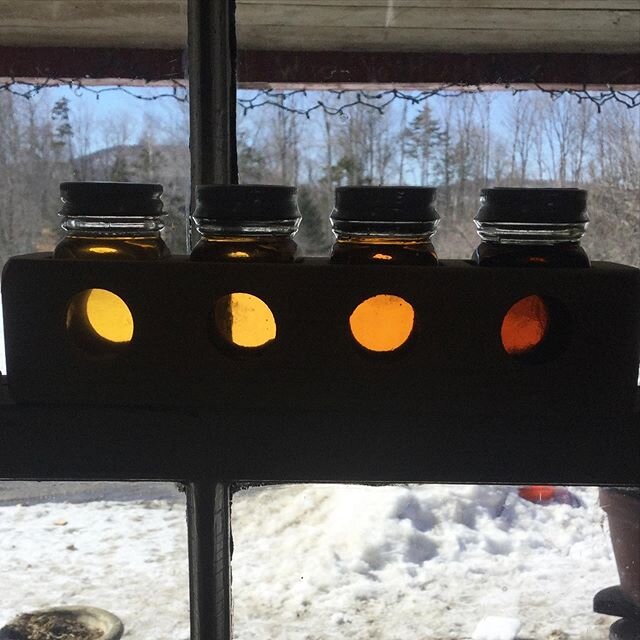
left=349, top=295, right=415, bottom=352
left=501, top=295, right=550, bottom=356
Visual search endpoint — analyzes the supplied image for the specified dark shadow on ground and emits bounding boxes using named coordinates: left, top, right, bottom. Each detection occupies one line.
left=0, top=481, right=183, bottom=506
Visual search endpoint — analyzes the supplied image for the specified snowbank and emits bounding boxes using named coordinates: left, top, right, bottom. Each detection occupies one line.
left=0, top=485, right=618, bottom=639
left=232, top=484, right=616, bottom=639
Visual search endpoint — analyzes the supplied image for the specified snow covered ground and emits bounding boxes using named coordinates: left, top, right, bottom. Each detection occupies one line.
left=0, top=484, right=619, bottom=639
left=0, top=496, right=190, bottom=639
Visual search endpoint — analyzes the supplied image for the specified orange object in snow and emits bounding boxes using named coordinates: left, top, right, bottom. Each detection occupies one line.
left=518, top=485, right=557, bottom=503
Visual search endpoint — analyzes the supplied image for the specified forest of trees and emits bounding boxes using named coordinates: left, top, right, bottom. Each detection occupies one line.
left=0, top=88, right=638, bottom=265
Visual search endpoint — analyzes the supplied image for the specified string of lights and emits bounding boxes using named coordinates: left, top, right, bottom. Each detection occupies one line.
left=1, top=79, right=638, bottom=114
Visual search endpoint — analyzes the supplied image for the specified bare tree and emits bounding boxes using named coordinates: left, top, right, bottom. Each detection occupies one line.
left=544, top=97, right=574, bottom=186
left=531, top=94, right=549, bottom=182
left=506, top=92, right=536, bottom=185
left=568, top=101, right=594, bottom=185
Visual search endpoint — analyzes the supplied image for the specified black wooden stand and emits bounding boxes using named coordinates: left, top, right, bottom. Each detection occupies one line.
left=2, top=255, right=639, bottom=640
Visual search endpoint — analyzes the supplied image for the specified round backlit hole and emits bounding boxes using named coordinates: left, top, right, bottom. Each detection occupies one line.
left=500, top=295, right=551, bottom=356
left=350, top=294, right=414, bottom=353
left=501, top=295, right=549, bottom=356
left=214, top=293, right=276, bottom=349
left=66, top=288, right=134, bottom=354
left=501, top=294, right=571, bottom=363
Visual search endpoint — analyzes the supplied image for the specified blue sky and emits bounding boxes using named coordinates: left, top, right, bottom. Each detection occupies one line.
left=19, top=83, right=635, bottom=187
left=35, top=83, right=520, bottom=153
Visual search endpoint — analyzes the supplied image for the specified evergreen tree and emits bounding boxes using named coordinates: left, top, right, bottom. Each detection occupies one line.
left=51, top=98, right=73, bottom=148
left=405, top=104, right=440, bottom=185
left=134, top=135, right=165, bottom=182
left=110, top=153, right=130, bottom=182
left=51, top=97, right=74, bottom=168
left=237, top=131, right=266, bottom=183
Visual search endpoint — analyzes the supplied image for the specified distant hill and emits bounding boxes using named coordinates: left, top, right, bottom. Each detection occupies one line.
left=72, top=143, right=190, bottom=252
left=74, top=143, right=189, bottom=187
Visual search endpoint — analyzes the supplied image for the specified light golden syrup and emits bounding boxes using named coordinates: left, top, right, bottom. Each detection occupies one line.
left=54, top=236, right=170, bottom=261
left=214, top=293, right=276, bottom=349
left=192, top=237, right=294, bottom=351
left=190, top=236, right=297, bottom=263
left=190, top=185, right=299, bottom=350
left=56, top=236, right=167, bottom=353
left=66, top=288, right=134, bottom=348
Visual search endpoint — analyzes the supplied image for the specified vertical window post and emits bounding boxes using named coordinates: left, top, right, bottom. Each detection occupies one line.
left=186, top=1, right=237, bottom=638
left=187, top=481, right=233, bottom=640
left=188, top=0, right=238, bottom=189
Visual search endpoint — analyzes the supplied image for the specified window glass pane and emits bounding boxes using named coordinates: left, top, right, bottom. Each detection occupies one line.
left=0, top=481, right=189, bottom=639
left=0, top=84, right=189, bottom=373
left=237, top=89, right=639, bottom=264
left=0, top=0, right=189, bottom=374
left=0, top=86, right=189, bottom=260
left=232, top=483, right=621, bottom=638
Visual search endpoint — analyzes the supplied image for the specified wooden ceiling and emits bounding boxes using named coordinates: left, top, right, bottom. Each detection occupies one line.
left=0, top=0, right=638, bottom=53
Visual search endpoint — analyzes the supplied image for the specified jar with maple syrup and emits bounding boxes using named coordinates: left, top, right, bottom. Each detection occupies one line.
left=54, top=181, right=169, bottom=260
left=330, top=186, right=439, bottom=265
left=190, top=184, right=299, bottom=262
left=473, top=187, right=590, bottom=359
left=330, top=186, right=439, bottom=353
left=472, top=187, right=589, bottom=268
left=54, top=181, right=169, bottom=352
left=191, top=184, right=300, bottom=350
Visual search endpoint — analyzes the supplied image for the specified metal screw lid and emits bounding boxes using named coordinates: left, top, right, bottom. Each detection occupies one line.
left=332, top=186, right=438, bottom=223
left=475, top=188, right=588, bottom=225
left=194, top=184, right=300, bottom=222
left=60, top=182, right=164, bottom=217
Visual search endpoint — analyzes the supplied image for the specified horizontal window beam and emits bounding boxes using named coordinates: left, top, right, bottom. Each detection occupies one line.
left=2, top=380, right=638, bottom=484
left=1, top=47, right=639, bottom=88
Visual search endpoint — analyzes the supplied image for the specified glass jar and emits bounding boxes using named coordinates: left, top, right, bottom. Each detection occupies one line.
left=473, top=188, right=590, bottom=359
left=54, top=181, right=168, bottom=351
left=54, top=181, right=169, bottom=260
left=330, top=187, right=439, bottom=353
left=472, top=188, right=590, bottom=268
left=190, top=185, right=300, bottom=262
left=330, top=186, right=439, bottom=265
left=191, top=185, right=300, bottom=350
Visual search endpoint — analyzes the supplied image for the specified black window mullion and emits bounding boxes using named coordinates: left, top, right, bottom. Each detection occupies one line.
left=187, top=481, right=233, bottom=640
left=186, top=0, right=237, bottom=638
left=188, top=0, right=238, bottom=194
